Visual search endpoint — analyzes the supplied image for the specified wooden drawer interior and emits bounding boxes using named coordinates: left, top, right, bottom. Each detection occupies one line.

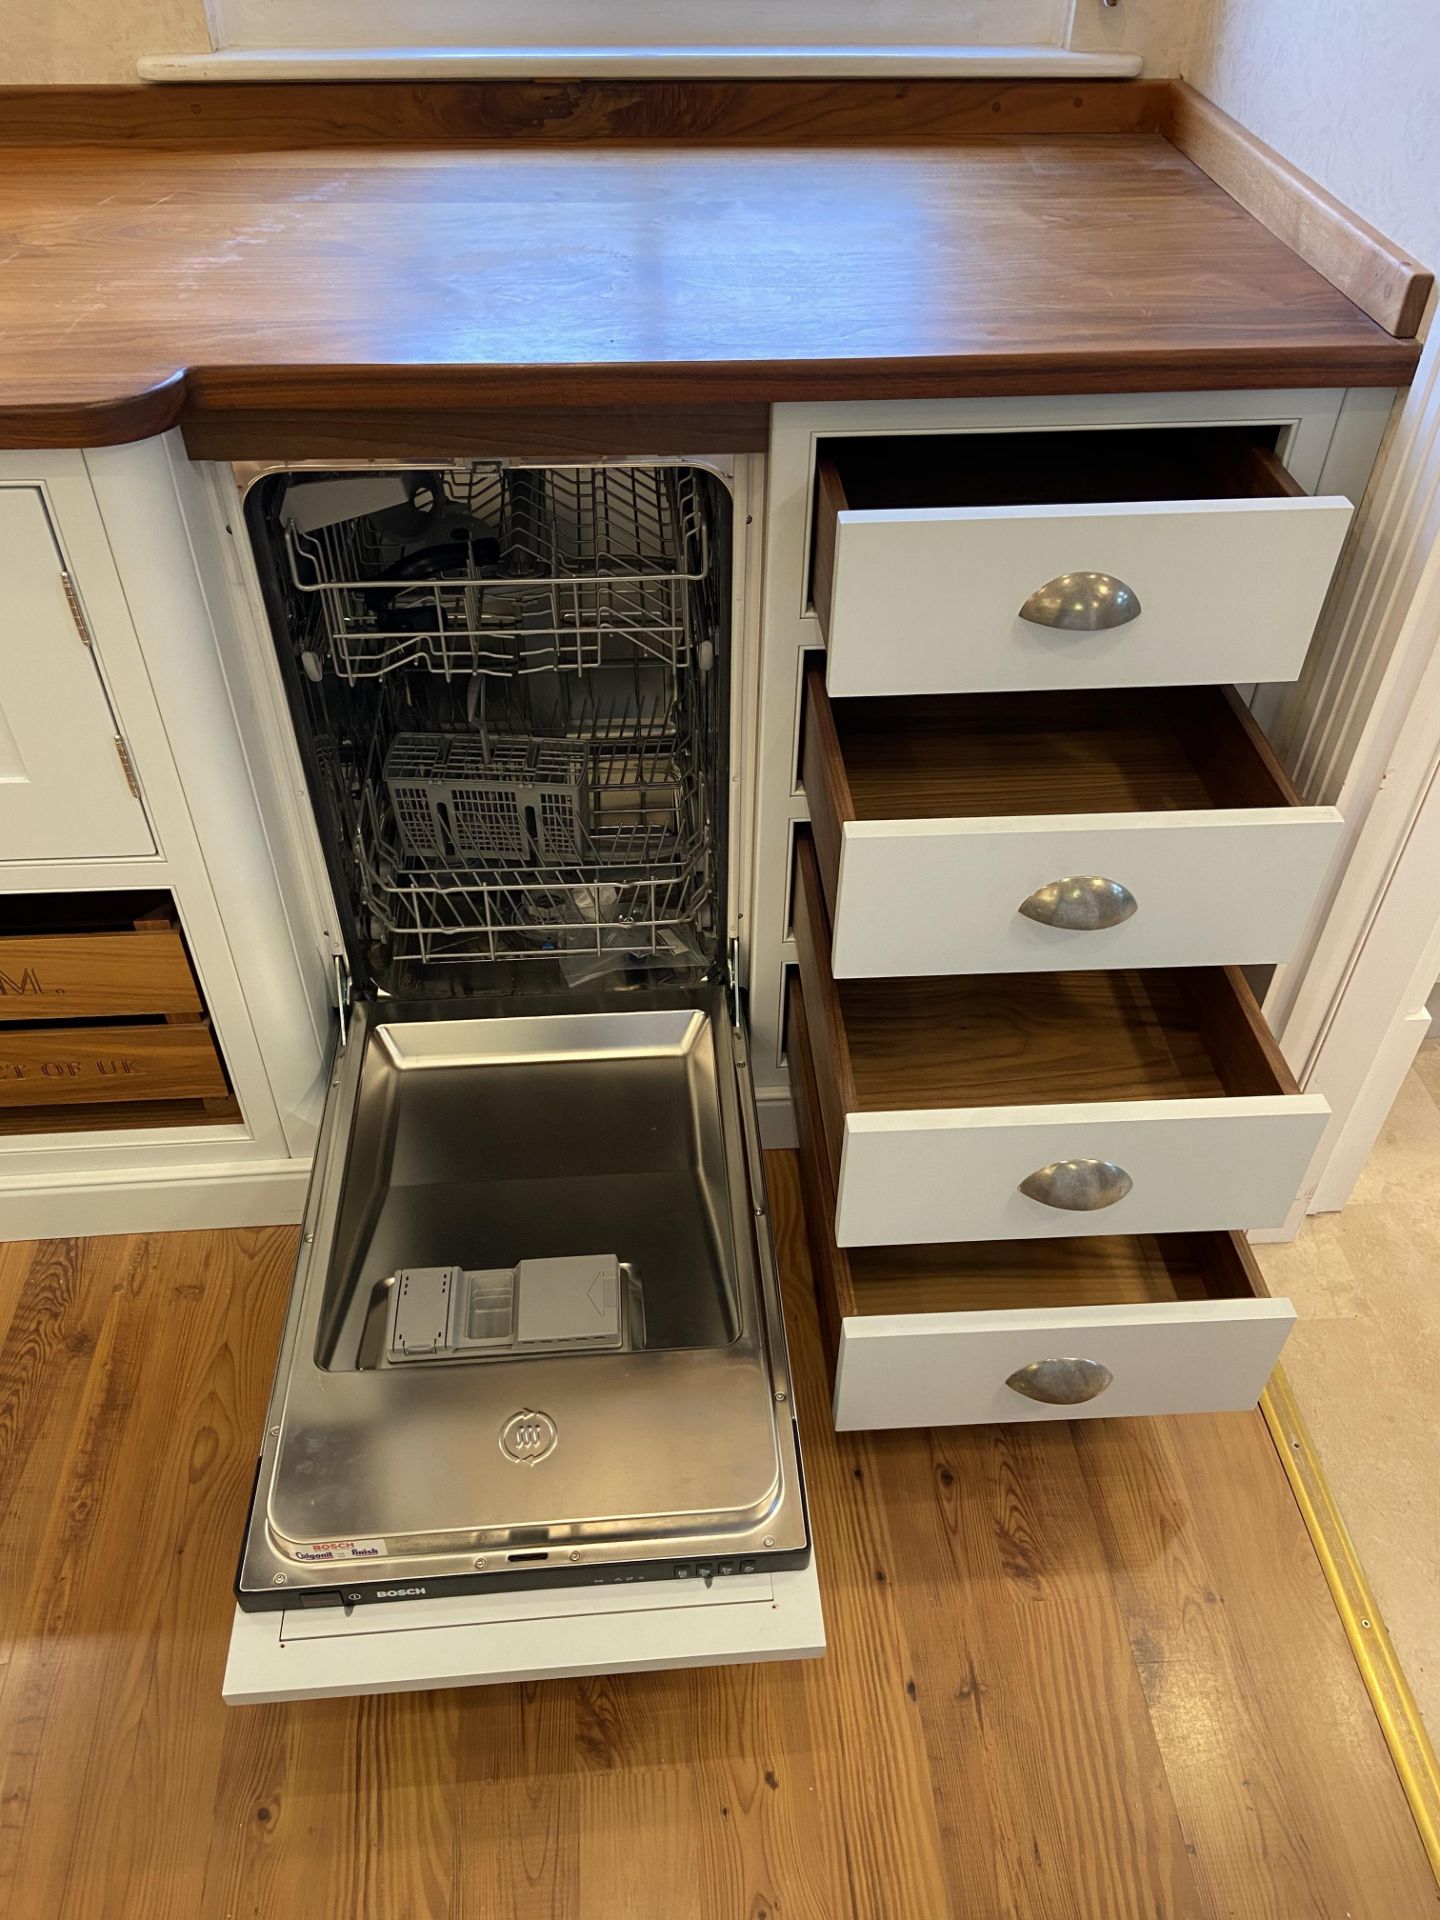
left=818, top=424, right=1297, bottom=519
left=788, top=976, right=1266, bottom=1354
left=802, top=668, right=1302, bottom=832
left=792, top=830, right=1297, bottom=1157
left=0, top=890, right=238, bottom=1133
left=812, top=426, right=1301, bottom=626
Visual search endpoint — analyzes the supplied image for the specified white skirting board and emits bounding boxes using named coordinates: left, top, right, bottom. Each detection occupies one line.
left=224, top=1562, right=825, bottom=1704
left=0, top=1160, right=311, bottom=1240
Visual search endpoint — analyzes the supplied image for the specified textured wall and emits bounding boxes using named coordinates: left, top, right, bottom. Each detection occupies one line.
left=1186, top=0, right=1440, bottom=269
left=1069, top=0, right=1191, bottom=77
left=2, top=0, right=1195, bottom=85
left=2, top=0, right=210, bottom=83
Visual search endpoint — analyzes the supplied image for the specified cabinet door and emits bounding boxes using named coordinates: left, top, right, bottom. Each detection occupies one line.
left=0, top=487, right=154, bottom=860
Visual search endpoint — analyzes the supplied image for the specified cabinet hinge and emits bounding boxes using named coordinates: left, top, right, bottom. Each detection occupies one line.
left=113, top=735, right=141, bottom=800
left=59, top=569, right=93, bottom=648
left=332, top=950, right=352, bottom=1051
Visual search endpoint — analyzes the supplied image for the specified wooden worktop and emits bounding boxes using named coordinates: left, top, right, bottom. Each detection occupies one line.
left=0, top=81, right=1422, bottom=456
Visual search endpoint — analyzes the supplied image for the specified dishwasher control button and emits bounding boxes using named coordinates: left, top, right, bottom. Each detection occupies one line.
left=674, top=1565, right=692, bottom=1579
left=298, top=1589, right=345, bottom=1609
left=739, top=1560, right=757, bottom=1575
left=717, top=1561, right=736, bottom=1576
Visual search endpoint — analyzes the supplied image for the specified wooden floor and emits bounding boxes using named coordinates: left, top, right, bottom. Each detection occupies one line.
left=1, top=1154, right=1435, bottom=1920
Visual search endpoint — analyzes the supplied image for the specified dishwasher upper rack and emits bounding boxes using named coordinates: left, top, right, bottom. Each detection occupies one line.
left=285, top=466, right=710, bottom=683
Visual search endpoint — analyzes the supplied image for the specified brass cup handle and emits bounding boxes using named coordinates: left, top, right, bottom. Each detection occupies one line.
left=1019, top=572, right=1141, bottom=632
left=1019, top=1158, right=1133, bottom=1211
left=1019, top=875, right=1137, bottom=931
left=1006, top=1357, right=1115, bottom=1406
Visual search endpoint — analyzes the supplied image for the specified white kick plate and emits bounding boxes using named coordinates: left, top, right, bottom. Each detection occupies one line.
left=224, top=1562, right=825, bottom=1704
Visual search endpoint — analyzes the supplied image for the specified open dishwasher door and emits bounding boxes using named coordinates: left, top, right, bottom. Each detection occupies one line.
left=227, top=987, right=818, bottom=1702
left=227, top=459, right=818, bottom=1697
left=235, top=986, right=810, bottom=1609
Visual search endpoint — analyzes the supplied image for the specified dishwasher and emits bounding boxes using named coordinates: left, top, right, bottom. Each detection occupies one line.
left=234, top=461, right=810, bottom=1613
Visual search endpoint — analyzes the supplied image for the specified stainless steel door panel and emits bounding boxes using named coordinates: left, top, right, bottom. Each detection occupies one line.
left=238, top=988, right=806, bottom=1602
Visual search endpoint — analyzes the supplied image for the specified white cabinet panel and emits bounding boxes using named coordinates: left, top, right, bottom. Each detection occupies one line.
left=0, top=486, right=153, bottom=861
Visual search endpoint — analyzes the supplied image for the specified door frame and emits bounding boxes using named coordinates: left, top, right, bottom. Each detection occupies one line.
left=1256, top=318, right=1440, bottom=1224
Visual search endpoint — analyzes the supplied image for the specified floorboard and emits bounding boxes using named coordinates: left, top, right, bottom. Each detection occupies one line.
left=0, top=1156, right=1433, bottom=1919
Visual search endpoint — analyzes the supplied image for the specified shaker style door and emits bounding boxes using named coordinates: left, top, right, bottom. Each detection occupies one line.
left=0, top=487, right=153, bottom=861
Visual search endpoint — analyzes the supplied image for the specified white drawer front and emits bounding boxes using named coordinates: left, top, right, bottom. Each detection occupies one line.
left=832, top=1297, right=1295, bottom=1430
left=835, top=1097, right=1329, bottom=1247
left=823, top=496, right=1353, bottom=696
left=831, top=808, right=1343, bottom=977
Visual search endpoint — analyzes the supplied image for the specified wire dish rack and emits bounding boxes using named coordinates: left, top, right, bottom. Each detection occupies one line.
left=285, top=465, right=709, bottom=683
left=358, top=709, right=712, bottom=968
left=357, top=796, right=710, bottom=969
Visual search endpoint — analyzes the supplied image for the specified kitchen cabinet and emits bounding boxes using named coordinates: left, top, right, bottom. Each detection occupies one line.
left=0, top=384, right=1394, bottom=1698
left=0, top=485, right=153, bottom=860
left=0, top=446, right=324, bottom=1236
left=740, top=388, right=1395, bottom=1436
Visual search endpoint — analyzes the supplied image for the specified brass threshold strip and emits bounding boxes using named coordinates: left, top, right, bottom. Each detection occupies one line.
left=1262, top=1364, right=1440, bottom=1881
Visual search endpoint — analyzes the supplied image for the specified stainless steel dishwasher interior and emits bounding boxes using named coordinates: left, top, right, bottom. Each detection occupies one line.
left=240, top=988, right=806, bottom=1591
left=320, top=1000, right=742, bottom=1370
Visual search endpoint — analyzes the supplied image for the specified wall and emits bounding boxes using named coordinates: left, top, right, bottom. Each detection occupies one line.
left=1068, top=0, right=1190, bottom=77
left=1185, top=0, right=1440, bottom=270
left=3, top=0, right=210, bottom=83
left=1, top=0, right=1194, bottom=85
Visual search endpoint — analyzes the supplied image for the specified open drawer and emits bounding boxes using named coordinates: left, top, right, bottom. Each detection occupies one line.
left=792, top=832, right=1328, bottom=1247
left=802, top=665, right=1343, bottom=976
left=811, top=428, right=1353, bottom=696
left=789, top=977, right=1294, bottom=1430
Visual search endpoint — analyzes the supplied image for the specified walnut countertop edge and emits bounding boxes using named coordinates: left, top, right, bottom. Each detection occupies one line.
left=0, top=95, right=1423, bottom=458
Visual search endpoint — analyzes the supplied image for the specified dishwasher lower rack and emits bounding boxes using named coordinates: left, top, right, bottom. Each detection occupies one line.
left=235, top=989, right=810, bottom=1609
left=356, top=785, right=712, bottom=969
